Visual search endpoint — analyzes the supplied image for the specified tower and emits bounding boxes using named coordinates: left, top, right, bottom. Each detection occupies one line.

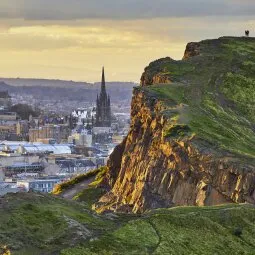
left=95, top=67, right=111, bottom=127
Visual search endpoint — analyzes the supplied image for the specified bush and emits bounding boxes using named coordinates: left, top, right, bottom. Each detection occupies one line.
left=233, top=227, right=242, bottom=237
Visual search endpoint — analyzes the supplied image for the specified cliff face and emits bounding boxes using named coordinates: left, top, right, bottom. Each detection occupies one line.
left=183, top=42, right=200, bottom=59
left=96, top=37, right=255, bottom=213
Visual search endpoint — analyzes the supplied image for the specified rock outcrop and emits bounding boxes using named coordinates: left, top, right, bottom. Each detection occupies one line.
left=96, top=89, right=255, bottom=213
left=140, top=57, right=173, bottom=86
left=183, top=42, right=200, bottom=59
left=96, top=37, right=255, bottom=213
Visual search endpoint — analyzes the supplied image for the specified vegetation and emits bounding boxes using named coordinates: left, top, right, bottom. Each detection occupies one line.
left=143, top=37, right=255, bottom=160
left=88, top=166, right=108, bottom=187
left=62, top=204, right=255, bottom=255
left=52, top=168, right=101, bottom=195
left=164, top=124, right=191, bottom=139
left=10, top=104, right=40, bottom=120
left=221, top=73, right=255, bottom=122
left=73, top=187, right=106, bottom=207
left=72, top=167, right=109, bottom=206
left=1, top=192, right=254, bottom=255
left=0, top=193, right=117, bottom=255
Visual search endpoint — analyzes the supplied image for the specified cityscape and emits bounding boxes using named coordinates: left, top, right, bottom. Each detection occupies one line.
left=0, top=67, right=132, bottom=195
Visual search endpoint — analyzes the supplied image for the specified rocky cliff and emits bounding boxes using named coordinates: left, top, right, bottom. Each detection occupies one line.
left=96, top=37, right=255, bottom=213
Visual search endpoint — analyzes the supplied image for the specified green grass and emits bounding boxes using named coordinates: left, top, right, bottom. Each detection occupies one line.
left=142, top=37, right=255, bottom=160
left=146, top=83, right=187, bottom=106
left=0, top=193, right=116, bottom=255
left=221, top=73, right=255, bottom=122
left=52, top=168, right=101, bottom=195
left=164, top=124, right=191, bottom=139
left=73, top=187, right=106, bottom=207
left=61, top=204, right=255, bottom=255
left=1, top=192, right=254, bottom=255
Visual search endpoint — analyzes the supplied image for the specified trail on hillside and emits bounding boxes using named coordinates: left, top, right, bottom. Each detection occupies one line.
left=60, top=176, right=95, bottom=200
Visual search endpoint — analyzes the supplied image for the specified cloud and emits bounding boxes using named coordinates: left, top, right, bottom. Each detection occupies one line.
left=0, top=22, right=170, bottom=51
left=0, top=0, right=255, bottom=82
left=0, top=0, right=255, bottom=21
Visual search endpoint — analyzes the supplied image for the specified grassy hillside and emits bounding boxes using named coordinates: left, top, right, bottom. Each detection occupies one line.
left=0, top=192, right=254, bottom=255
left=0, top=193, right=118, bottom=255
left=141, top=37, right=255, bottom=160
left=62, top=204, right=255, bottom=255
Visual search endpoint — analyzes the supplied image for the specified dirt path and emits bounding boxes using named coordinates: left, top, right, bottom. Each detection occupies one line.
left=60, top=176, right=95, bottom=200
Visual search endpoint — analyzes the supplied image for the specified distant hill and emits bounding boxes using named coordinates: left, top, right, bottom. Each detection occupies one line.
left=0, top=79, right=137, bottom=103
left=0, top=78, right=91, bottom=88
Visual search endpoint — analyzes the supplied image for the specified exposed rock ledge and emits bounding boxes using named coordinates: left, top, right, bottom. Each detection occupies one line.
left=95, top=88, right=255, bottom=213
left=183, top=42, right=200, bottom=60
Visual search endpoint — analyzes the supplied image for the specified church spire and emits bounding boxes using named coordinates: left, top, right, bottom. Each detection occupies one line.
left=95, top=66, right=111, bottom=127
left=101, top=66, right=106, bottom=96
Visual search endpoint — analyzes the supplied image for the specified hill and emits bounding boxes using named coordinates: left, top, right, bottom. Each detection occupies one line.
left=0, top=79, right=136, bottom=103
left=0, top=192, right=254, bottom=255
left=96, top=37, right=255, bottom=213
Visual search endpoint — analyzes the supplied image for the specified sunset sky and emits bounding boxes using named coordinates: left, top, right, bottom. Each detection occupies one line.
left=0, top=0, right=255, bottom=82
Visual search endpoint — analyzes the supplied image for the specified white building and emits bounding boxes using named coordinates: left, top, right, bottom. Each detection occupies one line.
left=0, top=141, right=72, bottom=155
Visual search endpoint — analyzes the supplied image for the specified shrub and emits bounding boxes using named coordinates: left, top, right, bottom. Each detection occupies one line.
left=233, top=227, right=242, bottom=237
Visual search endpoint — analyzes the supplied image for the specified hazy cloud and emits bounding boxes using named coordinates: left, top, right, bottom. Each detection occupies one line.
left=0, top=1, right=255, bottom=82
left=0, top=0, right=255, bottom=20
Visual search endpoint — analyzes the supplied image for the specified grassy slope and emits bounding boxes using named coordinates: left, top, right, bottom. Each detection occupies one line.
left=1, top=192, right=254, bottom=255
left=1, top=197, right=252, bottom=255
left=142, top=37, right=255, bottom=160
left=52, top=168, right=102, bottom=195
left=62, top=204, right=255, bottom=255
left=0, top=193, right=117, bottom=255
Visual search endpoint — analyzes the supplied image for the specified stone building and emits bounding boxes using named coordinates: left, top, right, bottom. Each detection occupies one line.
left=29, top=124, right=70, bottom=143
left=95, top=67, right=111, bottom=127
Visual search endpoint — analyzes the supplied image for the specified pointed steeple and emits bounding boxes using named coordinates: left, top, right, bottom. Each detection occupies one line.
left=95, top=66, right=111, bottom=127
left=101, top=66, right=107, bottom=96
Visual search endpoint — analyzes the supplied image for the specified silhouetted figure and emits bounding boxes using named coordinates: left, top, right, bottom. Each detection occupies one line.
left=245, top=30, right=249, bottom=37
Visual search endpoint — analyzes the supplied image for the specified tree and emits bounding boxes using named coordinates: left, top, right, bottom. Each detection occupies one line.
left=10, top=104, right=40, bottom=120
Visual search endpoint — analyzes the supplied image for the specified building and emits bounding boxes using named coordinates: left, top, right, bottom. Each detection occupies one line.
left=0, top=154, right=40, bottom=166
left=17, top=177, right=62, bottom=193
left=16, top=121, right=29, bottom=136
left=0, top=121, right=16, bottom=138
left=29, top=124, right=70, bottom=143
left=0, top=182, right=21, bottom=196
left=56, top=159, right=96, bottom=174
left=0, top=91, right=11, bottom=109
left=18, top=144, right=72, bottom=155
left=95, top=67, right=111, bottom=127
left=0, top=141, right=72, bottom=156
left=4, top=162, right=44, bottom=177
left=0, top=111, right=17, bottom=121
left=68, top=131, right=93, bottom=147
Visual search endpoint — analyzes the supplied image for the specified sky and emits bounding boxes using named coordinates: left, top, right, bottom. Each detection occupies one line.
left=0, top=0, right=255, bottom=82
